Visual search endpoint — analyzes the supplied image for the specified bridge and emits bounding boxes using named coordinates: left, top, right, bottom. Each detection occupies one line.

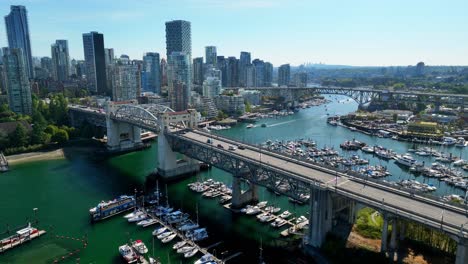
left=69, top=102, right=468, bottom=263
left=239, top=86, right=468, bottom=110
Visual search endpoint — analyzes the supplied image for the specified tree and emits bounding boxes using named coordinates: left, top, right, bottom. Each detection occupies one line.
left=45, top=124, right=58, bottom=136
left=0, top=130, right=8, bottom=149
left=9, top=123, right=29, bottom=148
left=52, top=129, right=69, bottom=144
left=245, top=101, right=252, bottom=113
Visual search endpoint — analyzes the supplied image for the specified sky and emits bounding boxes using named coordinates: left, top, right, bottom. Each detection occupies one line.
left=0, top=0, right=467, bottom=67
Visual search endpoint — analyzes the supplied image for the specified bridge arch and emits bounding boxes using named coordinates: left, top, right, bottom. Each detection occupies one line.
left=110, top=104, right=176, bottom=133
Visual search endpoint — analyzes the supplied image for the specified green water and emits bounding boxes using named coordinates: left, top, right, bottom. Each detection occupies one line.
left=1, top=95, right=466, bottom=263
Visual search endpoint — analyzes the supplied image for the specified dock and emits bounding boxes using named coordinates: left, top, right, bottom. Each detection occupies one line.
left=146, top=211, right=224, bottom=263
left=0, top=152, right=9, bottom=172
left=0, top=230, right=46, bottom=253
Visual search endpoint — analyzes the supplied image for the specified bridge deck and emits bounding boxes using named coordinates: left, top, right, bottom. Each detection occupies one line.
left=177, top=130, right=468, bottom=239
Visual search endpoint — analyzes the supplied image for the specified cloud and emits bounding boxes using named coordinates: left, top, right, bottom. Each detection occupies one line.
left=185, top=0, right=284, bottom=9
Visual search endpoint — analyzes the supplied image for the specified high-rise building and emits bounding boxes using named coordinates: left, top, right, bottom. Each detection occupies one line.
left=295, top=72, right=308, bottom=87
left=226, top=57, right=239, bottom=87
left=246, top=64, right=255, bottom=87
left=4, top=5, right=34, bottom=79
left=160, top=58, right=167, bottom=87
left=216, top=56, right=227, bottom=87
left=165, top=20, right=192, bottom=59
left=51, top=40, right=70, bottom=82
left=111, top=61, right=139, bottom=101
left=82, top=31, right=107, bottom=95
left=205, top=46, right=217, bottom=65
left=142, top=52, right=161, bottom=94
left=239, top=51, right=251, bottom=87
left=202, top=77, right=222, bottom=98
left=278, top=64, right=290, bottom=87
left=2, top=48, right=32, bottom=115
left=167, top=52, right=191, bottom=111
left=252, top=59, right=264, bottom=87
left=105, top=48, right=114, bottom=66
left=264, top=62, right=273, bottom=87
left=40, top=57, right=53, bottom=78
left=193, top=57, right=204, bottom=85
left=415, top=62, right=425, bottom=76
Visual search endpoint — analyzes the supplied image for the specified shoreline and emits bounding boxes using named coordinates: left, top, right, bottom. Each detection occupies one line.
left=6, top=149, right=65, bottom=165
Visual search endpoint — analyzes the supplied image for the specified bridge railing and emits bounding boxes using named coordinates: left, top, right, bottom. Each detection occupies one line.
left=187, top=129, right=468, bottom=212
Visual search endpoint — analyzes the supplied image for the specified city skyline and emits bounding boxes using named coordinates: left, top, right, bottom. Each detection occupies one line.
left=1, top=0, right=467, bottom=66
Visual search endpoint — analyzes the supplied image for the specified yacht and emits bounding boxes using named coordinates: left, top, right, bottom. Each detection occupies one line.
left=245, top=206, right=261, bottom=215
left=178, top=221, right=199, bottom=232
left=256, top=201, right=268, bottom=208
left=455, top=137, right=466, bottom=148
left=271, top=218, right=287, bottom=227
left=279, top=210, right=292, bottom=219
left=128, top=213, right=147, bottom=223
left=394, top=154, right=417, bottom=167
left=195, top=254, right=215, bottom=264
left=361, top=146, right=374, bottom=153
left=246, top=124, right=254, bottom=129
left=415, top=151, right=430, bottom=156
left=184, top=248, right=199, bottom=258
left=124, top=209, right=143, bottom=219
left=173, top=241, right=187, bottom=250
left=442, top=137, right=457, bottom=146
left=375, top=149, right=394, bottom=159
left=131, top=240, right=148, bottom=254
left=152, top=226, right=167, bottom=236
left=136, top=218, right=157, bottom=227
left=157, top=231, right=173, bottom=240
left=161, top=233, right=177, bottom=243
left=177, top=246, right=195, bottom=254
left=119, top=244, right=138, bottom=263
left=186, top=228, right=208, bottom=241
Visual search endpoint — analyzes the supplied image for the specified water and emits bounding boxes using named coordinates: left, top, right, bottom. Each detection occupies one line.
left=0, top=95, right=465, bottom=263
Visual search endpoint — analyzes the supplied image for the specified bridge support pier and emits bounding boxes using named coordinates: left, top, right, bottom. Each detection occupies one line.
left=231, top=177, right=258, bottom=209
left=389, top=218, right=398, bottom=260
left=157, top=131, right=199, bottom=179
left=381, top=214, right=389, bottom=253
left=106, top=118, right=142, bottom=151
left=456, top=239, right=468, bottom=264
left=307, top=187, right=332, bottom=248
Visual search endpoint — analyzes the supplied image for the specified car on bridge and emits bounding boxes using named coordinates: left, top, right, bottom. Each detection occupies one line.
left=206, top=139, right=213, bottom=144
left=217, top=144, right=224, bottom=149
left=228, top=145, right=236, bottom=151
left=238, top=145, right=245, bottom=150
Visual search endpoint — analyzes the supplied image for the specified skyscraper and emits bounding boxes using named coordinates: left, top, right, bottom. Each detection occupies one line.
left=51, top=40, right=70, bottom=82
left=104, top=48, right=114, bottom=66
left=40, top=57, right=53, bottom=78
left=160, top=58, right=167, bottom=87
left=193, top=57, right=204, bottom=85
left=165, top=20, right=192, bottom=59
left=4, top=5, right=34, bottom=79
left=216, top=56, right=227, bottom=87
left=142, top=52, right=161, bottom=94
left=226, top=57, right=239, bottom=87
left=82, top=31, right=107, bottom=95
left=278, top=64, right=290, bottom=87
left=239, top=51, right=251, bottom=87
left=111, top=61, right=139, bottom=101
left=2, top=48, right=32, bottom=115
left=205, top=46, right=217, bottom=65
left=252, top=59, right=265, bottom=87
left=167, top=52, right=191, bottom=111
left=264, top=62, right=273, bottom=87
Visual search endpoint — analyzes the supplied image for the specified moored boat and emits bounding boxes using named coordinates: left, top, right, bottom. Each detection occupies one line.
left=90, top=195, right=136, bottom=222
left=119, top=244, right=138, bottom=263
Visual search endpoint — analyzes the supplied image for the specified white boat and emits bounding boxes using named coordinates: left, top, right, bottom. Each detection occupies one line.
left=394, top=154, right=417, bottom=167
left=161, top=233, right=177, bottom=243
left=361, top=146, right=374, bottom=153
left=245, top=206, right=261, bottom=215
left=296, top=215, right=308, bottom=224
left=442, top=137, right=457, bottom=146
left=455, top=137, right=466, bottom=148
left=132, top=239, right=148, bottom=254
left=124, top=209, right=143, bottom=219
left=415, top=151, right=430, bottom=156
left=271, top=218, right=287, bottom=227
left=246, top=124, right=254, bottom=129
left=178, top=222, right=199, bottom=232
left=453, top=159, right=465, bottom=167
left=256, top=201, right=268, bottom=208
left=128, top=213, right=147, bottom=223
left=157, top=231, right=173, bottom=240
left=173, top=240, right=187, bottom=250
left=186, top=228, right=208, bottom=241
left=279, top=210, right=292, bottom=219
left=119, top=244, right=138, bottom=263
left=195, top=254, right=215, bottom=264
left=137, top=218, right=157, bottom=227
left=375, top=150, right=393, bottom=159
left=184, top=248, right=199, bottom=258
left=177, top=246, right=194, bottom=254
left=152, top=226, right=167, bottom=236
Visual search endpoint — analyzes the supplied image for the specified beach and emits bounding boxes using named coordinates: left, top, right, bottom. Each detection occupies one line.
left=6, top=149, right=65, bottom=165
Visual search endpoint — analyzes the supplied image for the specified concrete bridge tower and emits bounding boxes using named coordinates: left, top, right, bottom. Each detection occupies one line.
left=105, top=100, right=142, bottom=151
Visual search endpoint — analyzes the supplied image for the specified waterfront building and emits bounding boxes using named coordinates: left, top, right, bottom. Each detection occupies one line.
left=111, top=61, right=139, bottom=101
left=407, top=121, right=441, bottom=137
left=226, top=57, right=239, bottom=87
left=167, top=52, right=191, bottom=110
left=82, top=31, right=107, bottom=95
left=278, top=64, right=290, bottom=87
left=2, top=48, right=32, bottom=115
left=205, top=46, right=217, bottom=65
left=264, top=62, right=273, bottom=87
left=193, top=57, right=204, bottom=85
left=51, top=40, right=70, bottom=82
left=165, top=20, right=192, bottom=59
left=239, top=51, right=251, bottom=87
left=142, top=52, right=161, bottom=94
left=215, top=94, right=245, bottom=116
left=202, top=77, right=222, bottom=98
left=4, top=5, right=34, bottom=79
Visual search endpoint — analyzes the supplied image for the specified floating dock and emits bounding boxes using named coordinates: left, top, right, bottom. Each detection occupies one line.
left=0, top=230, right=46, bottom=253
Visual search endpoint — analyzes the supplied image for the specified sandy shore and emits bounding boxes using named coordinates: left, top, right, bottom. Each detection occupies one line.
left=6, top=149, right=65, bottom=165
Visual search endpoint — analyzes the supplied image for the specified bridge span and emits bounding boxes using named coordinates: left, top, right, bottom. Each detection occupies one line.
left=68, top=101, right=468, bottom=263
